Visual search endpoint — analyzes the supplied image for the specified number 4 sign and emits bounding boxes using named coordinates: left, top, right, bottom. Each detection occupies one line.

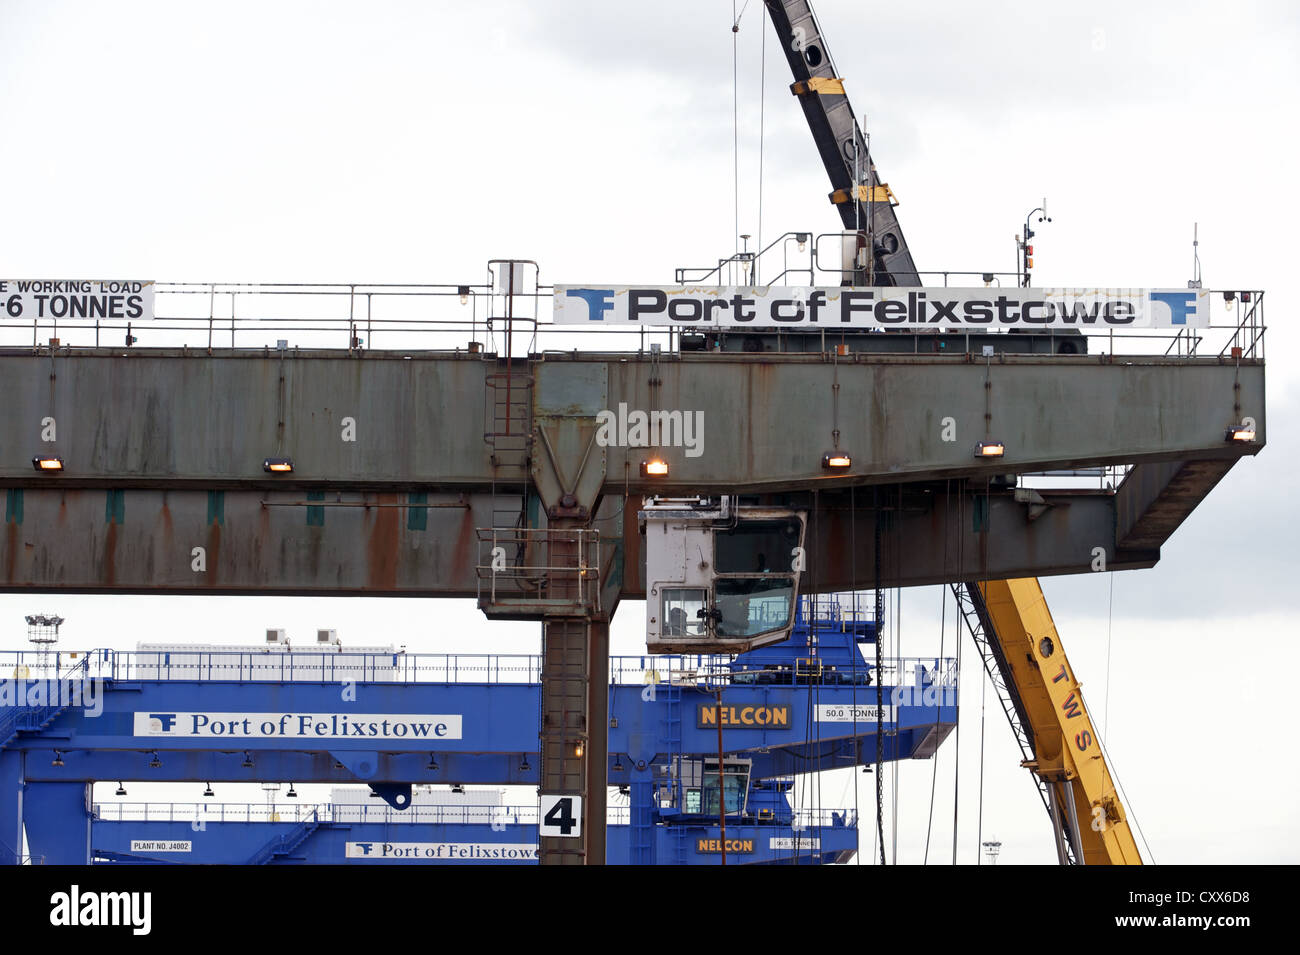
left=539, top=794, right=582, bottom=838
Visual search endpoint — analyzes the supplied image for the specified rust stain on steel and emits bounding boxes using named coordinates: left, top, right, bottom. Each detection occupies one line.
left=365, top=494, right=401, bottom=591
left=453, top=506, right=477, bottom=569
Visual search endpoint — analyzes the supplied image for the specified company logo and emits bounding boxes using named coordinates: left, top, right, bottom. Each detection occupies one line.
left=697, top=838, right=754, bottom=854
left=49, top=885, right=151, bottom=936
left=595, top=402, right=704, bottom=458
left=697, top=704, right=791, bottom=728
left=1149, top=291, right=1197, bottom=325
left=355, top=842, right=375, bottom=856
left=565, top=287, right=615, bottom=320
left=148, top=713, right=177, bottom=732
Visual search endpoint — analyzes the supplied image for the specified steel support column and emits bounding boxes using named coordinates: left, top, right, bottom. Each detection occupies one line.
left=539, top=617, right=607, bottom=865
left=0, top=750, right=22, bottom=866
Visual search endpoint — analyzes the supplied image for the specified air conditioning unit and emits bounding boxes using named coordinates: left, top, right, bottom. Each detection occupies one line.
left=317, top=629, right=339, bottom=645
left=266, top=629, right=287, bottom=645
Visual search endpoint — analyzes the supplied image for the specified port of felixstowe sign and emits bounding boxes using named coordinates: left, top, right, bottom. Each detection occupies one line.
left=554, top=286, right=1209, bottom=329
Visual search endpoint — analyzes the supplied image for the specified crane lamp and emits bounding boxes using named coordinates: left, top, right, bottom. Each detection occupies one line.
left=975, top=441, right=1006, bottom=458
left=822, top=452, right=852, bottom=470
left=1225, top=426, right=1256, bottom=443
left=263, top=456, right=294, bottom=473
left=32, top=455, right=64, bottom=472
left=641, top=458, right=669, bottom=478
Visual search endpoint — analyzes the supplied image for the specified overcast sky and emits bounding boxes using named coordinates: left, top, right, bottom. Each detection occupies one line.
left=1, top=0, right=1296, bottom=864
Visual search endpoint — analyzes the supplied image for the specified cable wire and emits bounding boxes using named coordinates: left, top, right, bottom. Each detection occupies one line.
left=1104, top=571, right=1114, bottom=738
left=756, top=6, right=767, bottom=275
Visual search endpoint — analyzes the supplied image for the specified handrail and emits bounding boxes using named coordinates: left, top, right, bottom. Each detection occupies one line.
left=1, top=648, right=955, bottom=687
left=90, top=799, right=857, bottom=830
left=2, top=278, right=1265, bottom=361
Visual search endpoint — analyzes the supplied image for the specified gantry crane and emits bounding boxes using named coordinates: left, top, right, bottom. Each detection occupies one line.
left=762, top=0, right=1142, bottom=864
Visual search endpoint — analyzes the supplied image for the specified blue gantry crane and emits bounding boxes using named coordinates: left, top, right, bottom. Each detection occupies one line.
left=3, top=592, right=954, bottom=864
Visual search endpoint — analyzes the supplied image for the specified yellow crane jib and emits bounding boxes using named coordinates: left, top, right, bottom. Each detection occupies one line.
left=977, top=578, right=1144, bottom=865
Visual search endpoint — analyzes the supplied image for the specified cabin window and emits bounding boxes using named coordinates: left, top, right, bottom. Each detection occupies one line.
left=662, top=588, right=707, bottom=637
left=714, top=577, right=794, bottom=638
left=714, top=520, right=800, bottom=574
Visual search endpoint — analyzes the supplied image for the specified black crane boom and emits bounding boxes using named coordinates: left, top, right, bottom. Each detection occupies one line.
left=763, top=0, right=920, bottom=286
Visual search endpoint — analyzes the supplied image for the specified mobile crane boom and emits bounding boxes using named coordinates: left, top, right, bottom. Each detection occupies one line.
left=763, top=0, right=920, bottom=284
left=762, top=0, right=1142, bottom=864
left=964, top=580, right=1143, bottom=865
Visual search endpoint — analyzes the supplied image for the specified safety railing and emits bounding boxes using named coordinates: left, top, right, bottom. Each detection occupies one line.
left=89, top=800, right=855, bottom=831
left=91, top=800, right=538, bottom=825
left=475, top=526, right=601, bottom=615
left=0, top=275, right=1264, bottom=362
left=800, top=591, right=877, bottom=630
left=0, top=648, right=542, bottom=684
left=612, top=654, right=957, bottom=689
left=1, top=648, right=955, bottom=689
left=2, top=648, right=954, bottom=691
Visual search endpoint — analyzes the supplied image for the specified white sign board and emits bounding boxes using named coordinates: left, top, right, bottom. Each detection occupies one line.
left=133, top=711, right=462, bottom=740
left=345, top=842, right=537, bottom=860
left=815, top=703, right=896, bottom=724
left=554, top=285, right=1209, bottom=329
left=538, top=794, right=582, bottom=839
left=1, top=280, right=153, bottom=320
left=770, top=836, right=821, bottom=850
left=129, top=840, right=191, bottom=853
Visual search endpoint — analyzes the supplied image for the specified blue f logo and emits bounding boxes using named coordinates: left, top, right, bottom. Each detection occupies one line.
left=358, top=843, right=374, bottom=855
left=1150, top=291, right=1197, bottom=326
left=566, top=288, right=615, bottom=321
left=149, top=713, right=177, bottom=732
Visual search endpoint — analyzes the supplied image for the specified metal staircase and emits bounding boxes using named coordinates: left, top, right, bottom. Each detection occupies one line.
left=246, top=812, right=320, bottom=865
left=0, top=658, right=88, bottom=751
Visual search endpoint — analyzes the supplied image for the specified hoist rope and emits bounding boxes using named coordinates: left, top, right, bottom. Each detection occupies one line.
left=1084, top=681, right=1157, bottom=865
left=976, top=640, right=987, bottom=864
left=1104, top=571, right=1114, bottom=738
left=874, top=485, right=886, bottom=864
left=756, top=6, right=767, bottom=272
left=850, top=484, right=861, bottom=864
left=923, top=583, right=945, bottom=863
left=891, top=485, right=903, bottom=864
left=922, top=481, right=951, bottom=863
left=952, top=577, right=962, bottom=865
